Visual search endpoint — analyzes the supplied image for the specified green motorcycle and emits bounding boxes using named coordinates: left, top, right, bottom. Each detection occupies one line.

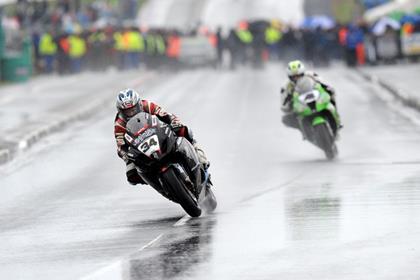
left=292, top=82, right=341, bottom=159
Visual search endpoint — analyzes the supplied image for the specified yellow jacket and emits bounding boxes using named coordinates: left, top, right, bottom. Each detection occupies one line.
left=113, top=32, right=125, bottom=51
left=39, top=33, right=57, bottom=55
left=68, top=35, right=87, bottom=58
left=236, top=29, right=253, bottom=44
left=265, top=27, right=282, bottom=44
left=126, top=31, right=145, bottom=52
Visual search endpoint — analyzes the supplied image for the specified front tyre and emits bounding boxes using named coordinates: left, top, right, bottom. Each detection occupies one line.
left=315, top=123, right=338, bottom=160
left=162, top=167, right=202, bottom=217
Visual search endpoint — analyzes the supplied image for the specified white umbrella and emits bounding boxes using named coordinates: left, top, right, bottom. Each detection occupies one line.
left=301, top=15, right=335, bottom=30
left=372, top=17, right=401, bottom=35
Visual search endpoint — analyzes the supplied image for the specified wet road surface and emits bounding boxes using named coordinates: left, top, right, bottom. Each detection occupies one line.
left=1, top=64, right=420, bottom=279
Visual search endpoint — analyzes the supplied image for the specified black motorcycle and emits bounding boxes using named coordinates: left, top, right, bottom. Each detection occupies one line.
left=125, top=112, right=217, bottom=217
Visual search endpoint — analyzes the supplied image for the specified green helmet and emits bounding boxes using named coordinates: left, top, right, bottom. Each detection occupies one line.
left=287, top=60, right=305, bottom=82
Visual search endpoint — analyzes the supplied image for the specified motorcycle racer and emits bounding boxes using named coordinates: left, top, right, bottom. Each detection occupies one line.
left=114, top=88, right=210, bottom=185
left=280, top=60, right=338, bottom=129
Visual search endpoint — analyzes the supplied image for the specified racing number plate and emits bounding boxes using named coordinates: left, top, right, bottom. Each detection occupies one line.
left=138, top=135, right=160, bottom=157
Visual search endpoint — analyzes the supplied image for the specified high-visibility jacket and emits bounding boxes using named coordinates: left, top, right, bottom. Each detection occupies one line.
left=88, top=31, right=106, bottom=44
left=155, top=35, right=166, bottom=55
left=236, top=29, right=253, bottom=44
left=146, top=35, right=156, bottom=55
left=113, top=32, right=125, bottom=51
left=265, top=27, right=282, bottom=44
left=68, top=35, right=87, bottom=58
left=127, top=31, right=145, bottom=52
left=39, top=33, right=57, bottom=55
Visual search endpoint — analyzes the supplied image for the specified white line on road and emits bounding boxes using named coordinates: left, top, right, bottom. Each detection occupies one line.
left=79, top=261, right=123, bottom=280
left=138, top=233, right=163, bottom=251
left=81, top=234, right=163, bottom=280
left=80, top=214, right=191, bottom=279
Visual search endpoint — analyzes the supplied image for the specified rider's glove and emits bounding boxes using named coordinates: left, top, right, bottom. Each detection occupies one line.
left=118, top=148, right=129, bottom=162
left=170, top=121, right=183, bottom=131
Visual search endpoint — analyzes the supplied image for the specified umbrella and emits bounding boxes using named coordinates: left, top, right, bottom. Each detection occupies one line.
left=400, top=14, right=420, bottom=24
left=248, top=20, right=270, bottom=32
left=301, top=16, right=335, bottom=30
left=371, top=17, right=401, bottom=35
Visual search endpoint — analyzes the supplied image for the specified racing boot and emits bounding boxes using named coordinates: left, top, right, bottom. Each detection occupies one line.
left=193, top=142, right=210, bottom=169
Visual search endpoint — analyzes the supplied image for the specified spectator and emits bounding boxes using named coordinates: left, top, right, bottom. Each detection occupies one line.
left=38, top=30, right=57, bottom=73
left=265, top=23, right=282, bottom=60
left=215, top=27, right=224, bottom=67
left=56, top=32, right=70, bottom=75
left=345, top=24, right=364, bottom=67
left=124, top=26, right=145, bottom=69
left=113, top=27, right=125, bottom=70
left=87, top=28, right=108, bottom=71
left=68, top=30, right=87, bottom=73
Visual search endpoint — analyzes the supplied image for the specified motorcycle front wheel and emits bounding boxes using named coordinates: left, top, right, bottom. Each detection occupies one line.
left=315, top=123, right=338, bottom=160
left=162, top=167, right=202, bottom=217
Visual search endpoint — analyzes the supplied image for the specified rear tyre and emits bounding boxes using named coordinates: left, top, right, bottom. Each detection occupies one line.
left=162, top=167, right=202, bottom=217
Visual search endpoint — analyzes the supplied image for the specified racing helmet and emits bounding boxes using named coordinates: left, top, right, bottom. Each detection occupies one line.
left=287, top=60, right=305, bottom=82
left=116, top=88, right=141, bottom=118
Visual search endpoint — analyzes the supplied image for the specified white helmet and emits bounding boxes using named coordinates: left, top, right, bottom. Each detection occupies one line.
left=116, top=88, right=141, bottom=118
left=287, top=60, right=305, bottom=82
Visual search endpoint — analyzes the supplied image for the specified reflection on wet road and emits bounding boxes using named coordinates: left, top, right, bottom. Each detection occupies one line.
left=287, top=195, right=341, bottom=241
left=84, top=217, right=216, bottom=280
left=86, top=161, right=420, bottom=280
left=126, top=217, right=215, bottom=280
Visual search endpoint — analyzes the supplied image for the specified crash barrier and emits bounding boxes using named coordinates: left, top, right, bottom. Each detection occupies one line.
left=0, top=27, right=4, bottom=58
left=1, top=39, right=32, bottom=82
left=0, top=26, right=32, bottom=83
left=363, top=32, right=420, bottom=64
left=0, top=26, right=3, bottom=79
left=363, top=15, right=420, bottom=64
left=401, top=32, right=420, bottom=57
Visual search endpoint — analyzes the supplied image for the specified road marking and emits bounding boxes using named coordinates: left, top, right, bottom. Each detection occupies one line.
left=357, top=71, right=420, bottom=127
left=79, top=261, right=123, bottom=280
left=240, top=172, right=307, bottom=203
left=138, top=233, right=163, bottom=251
left=81, top=214, right=191, bottom=279
left=81, top=233, right=163, bottom=280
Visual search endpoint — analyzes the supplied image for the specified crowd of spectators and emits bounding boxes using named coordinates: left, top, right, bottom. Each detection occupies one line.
left=215, top=12, right=420, bottom=69
left=2, top=0, right=420, bottom=78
